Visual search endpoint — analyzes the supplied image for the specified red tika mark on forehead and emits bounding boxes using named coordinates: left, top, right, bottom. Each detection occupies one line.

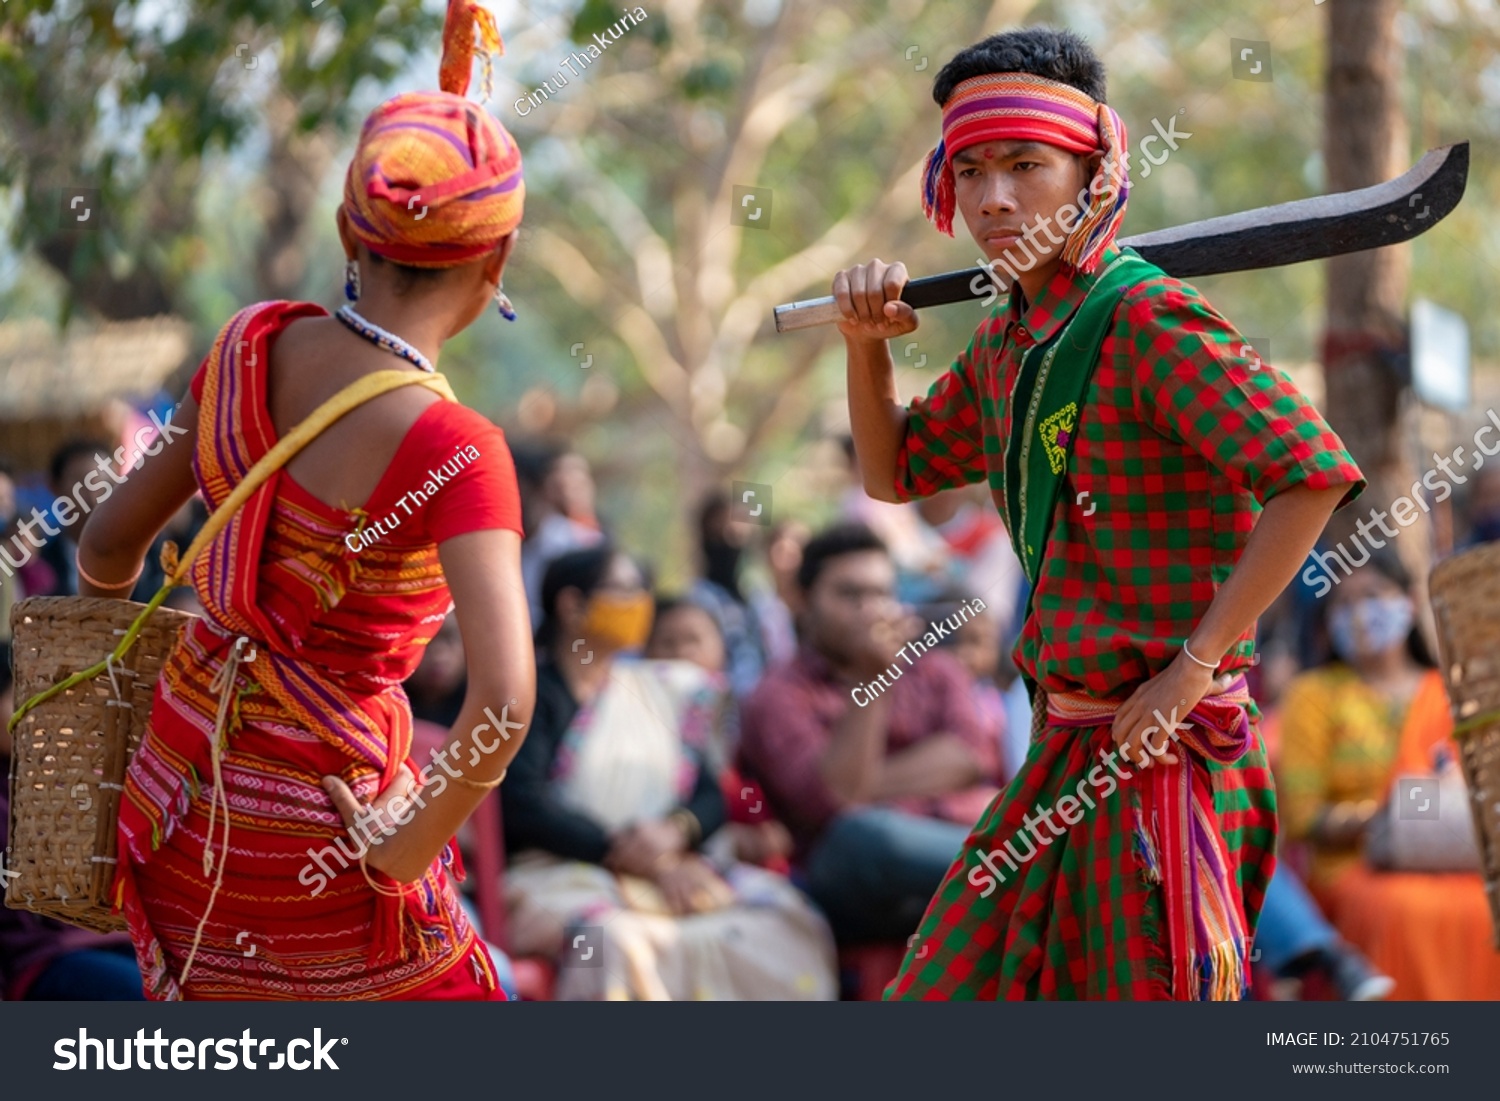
left=982, top=148, right=994, bottom=159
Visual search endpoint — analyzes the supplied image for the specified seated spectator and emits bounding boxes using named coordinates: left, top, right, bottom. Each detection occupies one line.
left=405, top=611, right=468, bottom=728
left=500, top=546, right=837, bottom=1000
left=39, top=439, right=116, bottom=597
left=1248, top=601, right=1392, bottom=1001
left=645, top=596, right=728, bottom=677
left=1279, top=552, right=1500, bottom=999
left=941, top=600, right=1016, bottom=784
left=0, top=643, right=145, bottom=1000
left=750, top=519, right=809, bottom=668
left=689, top=491, right=770, bottom=699
left=915, top=486, right=1024, bottom=642
left=647, top=595, right=796, bottom=872
left=739, top=523, right=1002, bottom=942
left=513, top=441, right=604, bottom=627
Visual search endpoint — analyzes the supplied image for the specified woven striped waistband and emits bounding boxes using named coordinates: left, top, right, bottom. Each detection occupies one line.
left=1046, top=675, right=1254, bottom=764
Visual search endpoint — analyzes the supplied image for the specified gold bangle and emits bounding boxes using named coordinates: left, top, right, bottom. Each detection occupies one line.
left=360, top=850, right=413, bottom=898
left=446, top=768, right=506, bottom=792
left=76, top=550, right=143, bottom=592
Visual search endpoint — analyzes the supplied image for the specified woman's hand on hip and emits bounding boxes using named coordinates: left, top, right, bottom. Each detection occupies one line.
left=322, top=764, right=441, bottom=884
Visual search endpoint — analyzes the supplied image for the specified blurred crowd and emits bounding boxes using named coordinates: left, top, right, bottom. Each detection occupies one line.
left=5, top=426, right=1500, bottom=1000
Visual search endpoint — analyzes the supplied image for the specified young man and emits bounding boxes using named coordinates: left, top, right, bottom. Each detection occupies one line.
left=836, top=27, right=1364, bottom=999
left=738, top=524, right=1002, bottom=942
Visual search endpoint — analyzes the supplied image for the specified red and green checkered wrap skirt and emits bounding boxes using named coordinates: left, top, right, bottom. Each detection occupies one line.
left=884, top=701, right=1277, bottom=1000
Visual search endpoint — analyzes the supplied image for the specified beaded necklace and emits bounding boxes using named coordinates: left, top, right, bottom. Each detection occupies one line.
left=335, top=305, right=435, bottom=373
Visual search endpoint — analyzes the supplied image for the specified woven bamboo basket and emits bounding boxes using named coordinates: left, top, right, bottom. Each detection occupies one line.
left=1428, top=541, right=1500, bottom=947
left=5, top=595, right=195, bottom=932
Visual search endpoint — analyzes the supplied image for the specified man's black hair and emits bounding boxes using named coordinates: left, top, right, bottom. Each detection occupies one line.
left=48, top=438, right=110, bottom=487
left=933, top=26, right=1107, bottom=107
left=797, top=522, right=888, bottom=592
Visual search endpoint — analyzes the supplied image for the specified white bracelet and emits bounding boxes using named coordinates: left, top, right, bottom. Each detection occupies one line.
left=1181, top=640, right=1219, bottom=670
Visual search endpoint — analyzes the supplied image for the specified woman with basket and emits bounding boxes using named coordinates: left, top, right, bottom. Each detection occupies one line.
left=57, top=1, right=534, bottom=999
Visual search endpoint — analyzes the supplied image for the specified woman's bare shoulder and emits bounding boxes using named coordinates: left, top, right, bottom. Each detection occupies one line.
left=271, top=315, right=444, bottom=432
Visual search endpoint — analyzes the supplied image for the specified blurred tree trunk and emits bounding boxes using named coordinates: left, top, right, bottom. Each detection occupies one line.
left=254, top=92, right=336, bottom=302
left=1321, top=0, right=1424, bottom=589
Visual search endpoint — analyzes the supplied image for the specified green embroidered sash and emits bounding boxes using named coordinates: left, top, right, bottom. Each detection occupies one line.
left=1003, top=248, right=1163, bottom=588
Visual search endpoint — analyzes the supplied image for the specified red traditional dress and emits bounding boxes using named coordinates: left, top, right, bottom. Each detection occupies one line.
left=115, top=301, right=522, bottom=1000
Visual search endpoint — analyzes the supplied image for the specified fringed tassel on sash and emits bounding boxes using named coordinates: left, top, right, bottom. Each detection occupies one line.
left=1132, top=804, right=1162, bottom=885
left=1048, top=676, right=1255, bottom=1001
left=366, top=837, right=467, bottom=968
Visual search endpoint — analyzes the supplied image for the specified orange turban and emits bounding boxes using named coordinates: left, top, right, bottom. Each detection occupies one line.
left=341, top=0, right=524, bottom=268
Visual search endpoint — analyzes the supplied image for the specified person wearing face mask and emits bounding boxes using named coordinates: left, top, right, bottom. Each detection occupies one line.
left=500, top=544, right=837, bottom=1000
left=688, top=490, right=771, bottom=699
left=1280, top=556, right=1437, bottom=887
left=1278, top=552, right=1500, bottom=998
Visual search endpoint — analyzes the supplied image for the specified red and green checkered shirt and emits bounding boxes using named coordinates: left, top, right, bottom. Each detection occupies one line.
left=893, top=245, right=1365, bottom=699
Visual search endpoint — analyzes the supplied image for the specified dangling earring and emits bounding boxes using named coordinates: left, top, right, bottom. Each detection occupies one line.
left=495, top=281, right=516, bottom=322
left=344, top=259, right=360, bottom=302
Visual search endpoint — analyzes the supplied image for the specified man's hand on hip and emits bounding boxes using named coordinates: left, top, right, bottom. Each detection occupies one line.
left=1109, top=657, right=1238, bottom=770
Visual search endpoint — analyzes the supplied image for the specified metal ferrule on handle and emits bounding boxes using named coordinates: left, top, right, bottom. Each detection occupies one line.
left=773, top=268, right=995, bottom=332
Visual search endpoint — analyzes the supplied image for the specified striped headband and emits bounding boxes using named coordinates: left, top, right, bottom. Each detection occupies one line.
left=341, top=0, right=524, bottom=269
left=920, top=72, right=1129, bottom=274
